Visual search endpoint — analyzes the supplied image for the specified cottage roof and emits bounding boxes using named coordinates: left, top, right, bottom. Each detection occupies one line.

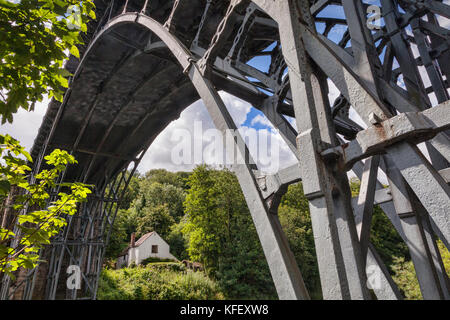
left=117, top=231, right=156, bottom=258
left=135, top=231, right=154, bottom=247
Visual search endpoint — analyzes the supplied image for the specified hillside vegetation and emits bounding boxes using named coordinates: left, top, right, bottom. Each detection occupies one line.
left=100, top=166, right=450, bottom=300
left=97, top=263, right=224, bottom=300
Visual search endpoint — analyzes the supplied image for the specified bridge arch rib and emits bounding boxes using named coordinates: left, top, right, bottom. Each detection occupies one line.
left=9, top=12, right=309, bottom=300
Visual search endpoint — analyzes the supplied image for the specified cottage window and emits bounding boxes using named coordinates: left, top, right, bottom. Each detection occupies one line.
left=152, top=245, right=158, bottom=253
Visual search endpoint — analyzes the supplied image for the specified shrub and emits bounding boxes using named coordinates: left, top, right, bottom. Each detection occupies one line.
left=97, top=265, right=224, bottom=300
left=141, top=257, right=176, bottom=265
left=391, top=256, right=422, bottom=300
left=391, top=240, right=450, bottom=300
left=145, top=262, right=186, bottom=272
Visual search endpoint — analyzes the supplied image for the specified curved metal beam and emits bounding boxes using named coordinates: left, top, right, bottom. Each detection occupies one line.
left=95, top=12, right=310, bottom=300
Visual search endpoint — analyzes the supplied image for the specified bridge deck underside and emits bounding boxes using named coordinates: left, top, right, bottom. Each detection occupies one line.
left=41, top=25, right=198, bottom=187
left=30, top=0, right=273, bottom=188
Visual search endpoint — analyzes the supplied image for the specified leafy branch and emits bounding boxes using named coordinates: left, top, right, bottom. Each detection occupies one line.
left=0, top=0, right=96, bottom=123
left=0, top=134, right=92, bottom=279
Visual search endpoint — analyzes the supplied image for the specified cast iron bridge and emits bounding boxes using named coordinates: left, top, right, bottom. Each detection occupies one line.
left=1, top=0, right=450, bottom=300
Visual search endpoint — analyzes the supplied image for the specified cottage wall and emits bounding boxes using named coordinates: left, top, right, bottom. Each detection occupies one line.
left=116, top=254, right=128, bottom=269
left=136, top=233, right=176, bottom=264
left=126, top=232, right=177, bottom=266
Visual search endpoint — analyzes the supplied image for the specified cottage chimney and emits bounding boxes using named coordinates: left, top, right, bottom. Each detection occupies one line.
left=130, top=232, right=135, bottom=247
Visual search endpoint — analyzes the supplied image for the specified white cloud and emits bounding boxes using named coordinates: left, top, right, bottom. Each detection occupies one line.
left=139, top=91, right=254, bottom=173
left=436, top=7, right=450, bottom=29
left=2, top=92, right=292, bottom=174
left=3, top=47, right=439, bottom=178
left=250, top=114, right=272, bottom=127
left=0, top=97, right=49, bottom=151
left=138, top=98, right=214, bottom=172
left=140, top=91, right=297, bottom=174
left=220, top=91, right=252, bottom=127
left=327, top=78, right=341, bottom=103
left=235, top=120, right=297, bottom=174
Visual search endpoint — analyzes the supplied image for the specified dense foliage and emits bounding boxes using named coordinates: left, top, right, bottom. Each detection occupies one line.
left=349, top=179, right=410, bottom=271
left=97, top=264, right=224, bottom=300
left=391, top=240, right=449, bottom=299
left=104, top=168, right=450, bottom=300
left=183, top=166, right=276, bottom=299
left=0, top=0, right=95, bottom=123
left=105, top=170, right=190, bottom=261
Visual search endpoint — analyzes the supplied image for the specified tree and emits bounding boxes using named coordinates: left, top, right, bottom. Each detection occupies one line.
left=135, top=181, right=186, bottom=222
left=119, top=172, right=141, bottom=210
left=391, top=240, right=450, bottom=299
left=136, top=204, right=175, bottom=239
left=287, top=178, right=429, bottom=299
left=105, top=209, right=128, bottom=259
left=391, top=256, right=422, bottom=299
left=182, top=166, right=228, bottom=270
left=165, top=220, right=189, bottom=261
left=0, top=0, right=96, bottom=123
left=144, top=169, right=190, bottom=190
left=0, top=136, right=91, bottom=277
left=107, top=173, right=189, bottom=259
left=277, top=183, right=322, bottom=298
left=278, top=180, right=412, bottom=299
left=349, top=179, right=409, bottom=270
left=182, top=165, right=276, bottom=299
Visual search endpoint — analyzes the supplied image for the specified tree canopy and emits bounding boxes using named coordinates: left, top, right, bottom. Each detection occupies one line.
left=182, top=166, right=276, bottom=299
left=0, top=0, right=95, bottom=123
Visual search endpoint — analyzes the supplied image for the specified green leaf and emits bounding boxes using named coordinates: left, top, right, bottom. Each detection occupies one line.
left=0, top=180, right=11, bottom=194
left=0, top=0, right=95, bottom=122
left=70, top=45, right=80, bottom=59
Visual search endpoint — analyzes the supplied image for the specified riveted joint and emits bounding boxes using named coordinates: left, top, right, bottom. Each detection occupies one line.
left=183, top=57, right=197, bottom=75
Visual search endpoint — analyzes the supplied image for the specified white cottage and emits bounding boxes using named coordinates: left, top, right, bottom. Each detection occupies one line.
left=116, top=231, right=177, bottom=269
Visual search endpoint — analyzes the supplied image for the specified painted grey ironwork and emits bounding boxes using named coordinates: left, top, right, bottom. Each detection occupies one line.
left=1, top=0, right=449, bottom=300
